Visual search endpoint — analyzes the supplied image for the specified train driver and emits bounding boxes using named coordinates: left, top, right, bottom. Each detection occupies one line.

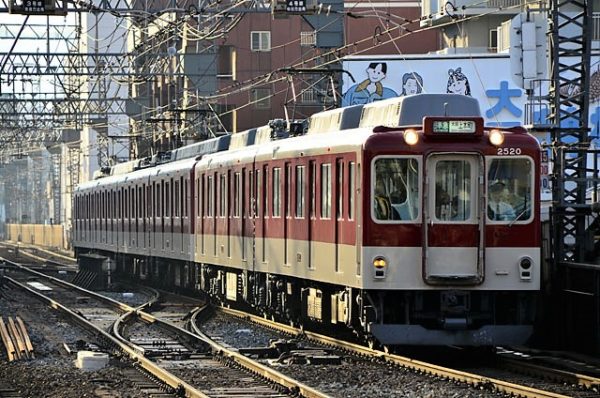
left=487, top=181, right=516, bottom=221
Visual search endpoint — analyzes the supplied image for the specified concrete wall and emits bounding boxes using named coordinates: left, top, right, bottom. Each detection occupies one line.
left=6, top=224, right=67, bottom=250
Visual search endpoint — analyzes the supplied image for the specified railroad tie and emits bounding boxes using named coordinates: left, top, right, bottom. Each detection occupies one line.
left=16, top=317, right=34, bottom=359
left=7, top=318, right=27, bottom=360
left=0, top=317, right=34, bottom=361
left=0, top=317, right=16, bottom=361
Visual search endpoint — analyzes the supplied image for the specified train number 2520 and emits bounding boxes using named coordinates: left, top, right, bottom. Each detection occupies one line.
left=497, top=147, right=522, bottom=155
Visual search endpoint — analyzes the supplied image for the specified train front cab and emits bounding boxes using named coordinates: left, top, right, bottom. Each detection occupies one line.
left=362, top=118, right=541, bottom=346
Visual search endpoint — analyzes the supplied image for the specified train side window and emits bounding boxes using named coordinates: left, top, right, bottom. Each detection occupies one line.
left=131, top=188, right=135, bottom=220
left=241, top=169, right=246, bottom=219
left=263, top=166, right=268, bottom=218
left=272, top=168, right=281, bottom=217
left=256, top=170, right=261, bottom=217
left=184, top=178, right=188, bottom=217
left=349, top=162, right=355, bottom=220
left=373, top=157, right=420, bottom=222
left=166, top=181, right=171, bottom=217
left=220, top=174, right=226, bottom=217
left=143, top=185, right=147, bottom=219
left=138, top=187, right=141, bottom=219
left=123, top=190, right=126, bottom=219
left=174, top=180, right=179, bottom=217
left=156, top=183, right=161, bottom=218
left=147, top=185, right=152, bottom=218
left=131, top=187, right=135, bottom=219
left=310, top=161, right=316, bottom=218
left=285, top=164, right=291, bottom=218
left=487, top=157, right=533, bottom=223
left=234, top=172, right=241, bottom=218
left=207, top=175, right=214, bottom=217
left=337, top=160, right=343, bottom=220
left=321, top=163, right=331, bottom=219
left=180, top=177, right=185, bottom=217
left=296, top=165, right=305, bottom=218
left=131, top=189, right=135, bottom=220
left=198, top=176, right=203, bottom=217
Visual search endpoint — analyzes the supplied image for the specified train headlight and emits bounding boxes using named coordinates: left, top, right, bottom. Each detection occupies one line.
left=489, top=130, right=505, bottom=146
left=403, top=129, right=419, bottom=146
left=373, top=256, right=387, bottom=279
left=518, top=256, right=533, bottom=281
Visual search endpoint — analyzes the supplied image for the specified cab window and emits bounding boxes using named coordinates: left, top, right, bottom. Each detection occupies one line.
left=487, top=157, right=533, bottom=222
left=372, top=157, right=420, bottom=221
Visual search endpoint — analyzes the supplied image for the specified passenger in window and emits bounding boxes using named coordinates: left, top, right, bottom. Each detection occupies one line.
left=487, top=181, right=516, bottom=221
left=435, top=183, right=452, bottom=220
left=374, top=178, right=400, bottom=220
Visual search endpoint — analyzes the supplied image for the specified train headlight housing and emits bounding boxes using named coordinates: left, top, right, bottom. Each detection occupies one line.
left=518, top=256, right=533, bottom=281
left=403, top=129, right=419, bottom=146
left=489, top=129, right=505, bottom=146
left=373, top=256, right=387, bottom=279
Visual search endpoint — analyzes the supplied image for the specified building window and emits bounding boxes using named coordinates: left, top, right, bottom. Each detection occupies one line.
left=217, top=45, right=236, bottom=79
left=301, top=88, right=318, bottom=104
left=489, top=29, right=498, bottom=52
left=250, top=88, right=271, bottom=109
left=300, top=31, right=316, bottom=46
left=251, top=31, right=271, bottom=52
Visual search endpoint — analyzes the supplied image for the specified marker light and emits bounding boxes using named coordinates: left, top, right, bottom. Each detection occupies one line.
left=373, top=257, right=387, bottom=268
left=489, top=129, right=505, bottom=146
left=403, top=129, right=419, bottom=145
left=519, top=256, right=533, bottom=281
left=373, top=256, right=387, bottom=279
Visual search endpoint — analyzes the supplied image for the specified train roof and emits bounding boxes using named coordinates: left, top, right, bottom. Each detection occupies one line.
left=171, top=134, right=231, bottom=161
left=306, top=104, right=363, bottom=134
left=229, top=128, right=257, bottom=149
left=359, top=94, right=481, bottom=128
left=75, top=157, right=198, bottom=192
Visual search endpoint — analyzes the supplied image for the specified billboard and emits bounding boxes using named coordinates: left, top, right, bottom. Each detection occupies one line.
left=342, top=54, right=600, bottom=143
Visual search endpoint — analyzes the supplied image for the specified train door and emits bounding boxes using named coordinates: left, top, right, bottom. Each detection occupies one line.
left=423, top=153, right=484, bottom=284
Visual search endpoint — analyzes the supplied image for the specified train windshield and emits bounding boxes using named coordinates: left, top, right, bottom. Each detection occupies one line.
left=487, top=158, right=533, bottom=222
left=372, top=157, right=420, bottom=221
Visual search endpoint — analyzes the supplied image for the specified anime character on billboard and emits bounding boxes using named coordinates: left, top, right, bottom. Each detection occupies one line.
left=342, top=62, right=398, bottom=106
left=447, top=67, right=471, bottom=96
left=401, top=72, right=424, bottom=96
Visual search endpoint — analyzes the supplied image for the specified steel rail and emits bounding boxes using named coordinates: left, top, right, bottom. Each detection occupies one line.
left=217, top=306, right=572, bottom=398
left=498, top=357, right=600, bottom=390
left=189, top=307, right=333, bottom=398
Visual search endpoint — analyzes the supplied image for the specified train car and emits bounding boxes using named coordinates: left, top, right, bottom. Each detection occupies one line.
left=73, top=93, right=541, bottom=346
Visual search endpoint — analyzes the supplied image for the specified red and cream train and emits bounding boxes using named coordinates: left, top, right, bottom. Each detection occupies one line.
left=73, top=94, right=541, bottom=346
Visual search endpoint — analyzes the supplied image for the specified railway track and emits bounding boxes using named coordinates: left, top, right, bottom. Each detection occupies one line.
left=5, top=242, right=600, bottom=397
left=211, top=305, right=600, bottom=398
left=0, top=258, right=332, bottom=398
